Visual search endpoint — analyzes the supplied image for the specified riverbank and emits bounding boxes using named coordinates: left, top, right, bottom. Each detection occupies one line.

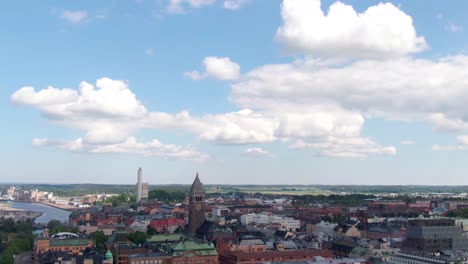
left=8, top=201, right=71, bottom=224
left=0, top=208, right=43, bottom=221
left=38, top=201, right=75, bottom=211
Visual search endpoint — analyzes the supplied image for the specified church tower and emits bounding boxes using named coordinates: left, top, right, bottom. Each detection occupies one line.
left=188, top=173, right=206, bottom=236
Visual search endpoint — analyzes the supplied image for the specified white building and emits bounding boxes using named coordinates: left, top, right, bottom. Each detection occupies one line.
left=240, top=213, right=300, bottom=230
left=241, top=213, right=256, bottom=225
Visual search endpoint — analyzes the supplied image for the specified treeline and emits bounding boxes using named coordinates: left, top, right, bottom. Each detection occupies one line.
left=447, top=209, right=468, bottom=218
left=47, top=220, right=78, bottom=235
left=148, top=190, right=186, bottom=203
left=0, top=218, right=34, bottom=264
left=95, top=193, right=135, bottom=207
left=293, top=194, right=377, bottom=206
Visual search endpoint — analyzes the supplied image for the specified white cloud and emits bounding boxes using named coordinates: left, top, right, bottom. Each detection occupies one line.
left=32, top=137, right=84, bottom=152
left=60, top=10, right=88, bottom=24
left=184, top=71, right=205, bottom=80
left=433, top=135, right=468, bottom=152
left=145, top=48, right=155, bottom=56
left=276, top=0, right=426, bottom=58
left=223, top=0, right=249, bottom=10
left=244, top=147, right=272, bottom=157
left=32, top=137, right=209, bottom=161
left=12, top=76, right=396, bottom=158
left=187, top=56, right=240, bottom=80
left=400, top=140, right=415, bottom=145
left=167, top=0, right=216, bottom=14
left=232, top=56, right=468, bottom=134
left=290, top=137, right=396, bottom=159
left=91, top=137, right=209, bottom=161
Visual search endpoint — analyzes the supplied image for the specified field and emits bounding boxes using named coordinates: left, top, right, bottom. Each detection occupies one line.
left=205, top=185, right=334, bottom=196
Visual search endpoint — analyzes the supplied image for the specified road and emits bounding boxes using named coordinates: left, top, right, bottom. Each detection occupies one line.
left=15, top=251, right=33, bottom=264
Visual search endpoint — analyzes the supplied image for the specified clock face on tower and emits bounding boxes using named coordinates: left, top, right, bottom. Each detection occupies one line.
left=196, top=204, right=202, bottom=211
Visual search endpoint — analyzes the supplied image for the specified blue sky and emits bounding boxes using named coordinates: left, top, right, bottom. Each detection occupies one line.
left=2, top=0, right=468, bottom=185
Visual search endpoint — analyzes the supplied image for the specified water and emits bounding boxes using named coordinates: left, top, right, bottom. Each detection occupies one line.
left=8, top=201, right=71, bottom=224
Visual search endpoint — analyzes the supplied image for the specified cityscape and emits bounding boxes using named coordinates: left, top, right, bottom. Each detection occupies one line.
left=2, top=0, right=468, bottom=264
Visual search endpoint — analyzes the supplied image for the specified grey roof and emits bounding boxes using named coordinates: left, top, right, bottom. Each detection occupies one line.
left=239, top=238, right=265, bottom=247
left=190, top=173, right=205, bottom=194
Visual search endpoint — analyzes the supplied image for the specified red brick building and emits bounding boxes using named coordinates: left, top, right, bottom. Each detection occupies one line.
left=219, top=249, right=333, bottom=264
left=150, top=218, right=186, bottom=233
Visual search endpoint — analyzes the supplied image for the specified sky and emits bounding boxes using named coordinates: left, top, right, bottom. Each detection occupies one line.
left=2, top=0, right=468, bottom=185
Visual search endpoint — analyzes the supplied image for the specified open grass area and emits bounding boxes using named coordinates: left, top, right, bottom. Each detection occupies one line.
left=205, top=186, right=334, bottom=196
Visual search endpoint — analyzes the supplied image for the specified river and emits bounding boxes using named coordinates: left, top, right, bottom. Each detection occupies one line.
left=8, top=201, right=71, bottom=224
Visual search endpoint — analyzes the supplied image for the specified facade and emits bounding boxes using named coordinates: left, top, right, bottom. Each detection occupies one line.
left=150, top=218, right=186, bottom=233
left=213, top=206, right=231, bottom=217
left=219, top=249, right=333, bottom=264
left=35, top=236, right=94, bottom=261
left=406, top=218, right=468, bottom=252
left=142, top=182, right=149, bottom=200
left=128, top=253, right=172, bottom=264
left=188, top=173, right=206, bottom=236
left=240, top=213, right=300, bottom=230
left=387, top=253, right=446, bottom=264
left=135, top=168, right=148, bottom=203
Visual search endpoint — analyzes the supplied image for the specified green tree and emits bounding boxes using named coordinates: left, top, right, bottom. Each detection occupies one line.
left=127, top=231, right=148, bottom=245
left=147, top=225, right=158, bottom=236
left=90, top=231, right=107, bottom=252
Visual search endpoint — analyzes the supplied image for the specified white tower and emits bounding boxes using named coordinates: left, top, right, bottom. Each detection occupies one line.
left=136, top=168, right=143, bottom=203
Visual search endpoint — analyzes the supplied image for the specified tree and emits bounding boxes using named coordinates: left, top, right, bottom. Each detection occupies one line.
left=127, top=231, right=148, bottom=245
left=147, top=225, right=158, bottom=236
left=90, top=231, right=107, bottom=252
left=47, top=220, right=68, bottom=235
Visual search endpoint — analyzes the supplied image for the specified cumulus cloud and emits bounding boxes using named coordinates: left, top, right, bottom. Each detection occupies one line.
left=12, top=77, right=395, bottom=158
left=231, top=56, right=468, bottom=134
left=400, top=140, right=415, bottom=145
left=243, top=147, right=272, bottom=157
left=12, top=75, right=401, bottom=158
left=186, top=56, right=240, bottom=80
left=223, top=0, right=249, bottom=10
left=276, top=0, right=426, bottom=58
left=60, top=10, right=88, bottom=24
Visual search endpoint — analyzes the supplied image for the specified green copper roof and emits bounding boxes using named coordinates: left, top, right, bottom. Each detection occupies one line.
left=105, top=250, right=113, bottom=259
left=172, top=241, right=217, bottom=257
left=147, top=234, right=185, bottom=243
left=49, top=239, right=93, bottom=247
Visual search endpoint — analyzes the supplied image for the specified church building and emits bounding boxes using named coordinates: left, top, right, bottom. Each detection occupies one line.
left=188, top=173, right=206, bottom=236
